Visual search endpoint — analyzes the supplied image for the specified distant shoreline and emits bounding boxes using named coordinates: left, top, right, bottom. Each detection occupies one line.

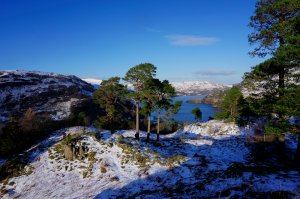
left=187, top=98, right=222, bottom=108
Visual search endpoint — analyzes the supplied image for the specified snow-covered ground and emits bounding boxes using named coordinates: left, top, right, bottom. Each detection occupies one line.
left=0, top=121, right=299, bottom=198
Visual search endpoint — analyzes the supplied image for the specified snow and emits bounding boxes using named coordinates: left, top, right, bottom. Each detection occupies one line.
left=0, top=70, right=62, bottom=77
left=124, top=80, right=229, bottom=95
left=50, top=98, right=80, bottom=120
left=171, top=81, right=229, bottom=95
left=82, top=78, right=102, bottom=86
left=0, top=70, right=94, bottom=120
left=81, top=79, right=229, bottom=95
left=1, top=121, right=299, bottom=198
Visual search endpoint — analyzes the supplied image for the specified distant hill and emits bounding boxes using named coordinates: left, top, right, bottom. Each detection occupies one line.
left=81, top=78, right=102, bottom=89
left=0, top=70, right=95, bottom=122
left=83, top=79, right=230, bottom=96
left=171, top=81, right=230, bottom=96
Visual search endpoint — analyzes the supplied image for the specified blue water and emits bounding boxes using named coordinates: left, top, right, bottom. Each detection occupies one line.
left=173, top=95, right=218, bottom=123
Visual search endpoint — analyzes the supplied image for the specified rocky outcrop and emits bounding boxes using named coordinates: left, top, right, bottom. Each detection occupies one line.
left=64, top=145, right=74, bottom=160
left=63, top=144, right=88, bottom=160
left=0, top=70, right=95, bottom=122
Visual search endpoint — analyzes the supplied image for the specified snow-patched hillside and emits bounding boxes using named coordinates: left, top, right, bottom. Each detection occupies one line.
left=1, top=120, right=299, bottom=198
left=172, top=81, right=230, bottom=95
left=0, top=70, right=95, bottom=121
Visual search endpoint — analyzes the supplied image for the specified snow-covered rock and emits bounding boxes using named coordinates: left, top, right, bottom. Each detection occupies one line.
left=0, top=70, right=95, bottom=122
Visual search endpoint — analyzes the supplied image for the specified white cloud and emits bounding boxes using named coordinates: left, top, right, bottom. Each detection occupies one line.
left=165, top=34, right=219, bottom=46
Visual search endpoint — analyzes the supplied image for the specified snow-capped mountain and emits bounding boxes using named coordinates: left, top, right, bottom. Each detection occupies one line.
left=82, top=77, right=229, bottom=95
left=81, top=78, right=102, bottom=89
left=171, top=81, right=230, bottom=95
left=0, top=70, right=95, bottom=122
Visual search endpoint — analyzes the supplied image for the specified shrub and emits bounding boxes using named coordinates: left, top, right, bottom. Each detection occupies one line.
left=264, top=125, right=282, bottom=137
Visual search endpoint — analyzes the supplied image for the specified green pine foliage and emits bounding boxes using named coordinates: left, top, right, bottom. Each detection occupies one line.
left=191, top=107, right=202, bottom=121
left=245, top=0, right=300, bottom=161
left=123, top=63, right=157, bottom=139
left=93, top=77, right=132, bottom=133
left=215, top=86, right=243, bottom=121
left=143, top=78, right=178, bottom=140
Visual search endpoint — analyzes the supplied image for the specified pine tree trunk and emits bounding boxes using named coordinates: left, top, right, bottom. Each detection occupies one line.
left=157, top=110, right=160, bottom=141
left=147, top=113, right=151, bottom=141
left=110, top=118, right=114, bottom=134
left=278, top=67, right=285, bottom=97
left=278, top=36, right=285, bottom=97
left=135, top=100, right=140, bottom=140
left=295, top=133, right=300, bottom=163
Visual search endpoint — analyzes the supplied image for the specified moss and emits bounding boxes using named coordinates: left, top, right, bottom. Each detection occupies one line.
left=116, top=142, right=151, bottom=168
left=88, top=152, right=97, bottom=162
left=24, top=165, right=34, bottom=176
left=153, top=157, right=163, bottom=165
left=82, top=171, right=88, bottom=178
left=117, top=135, right=125, bottom=143
left=61, top=133, right=84, bottom=146
left=146, top=149, right=162, bottom=158
left=53, top=144, right=64, bottom=155
left=165, top=155, right=187, bottom=167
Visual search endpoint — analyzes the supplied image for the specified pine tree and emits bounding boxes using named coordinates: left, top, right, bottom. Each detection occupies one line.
left=192, top=107, right=202, bottom=121
left=249, top=0, right=300, bottom=97
left=216, top=86, right=243, bottom=120
left=145, top=78, right=176, bottom=141
left=140, top=88, right=156, bottom=141
left=123, top=63, right=157, bottom=140
left=93, top=77, right=130, bottom=133
left=247, top=0, right=300, bottom=161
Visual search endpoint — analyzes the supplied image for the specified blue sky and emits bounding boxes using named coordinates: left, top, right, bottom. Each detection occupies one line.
left=0, top=0, right=266, bottom=84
